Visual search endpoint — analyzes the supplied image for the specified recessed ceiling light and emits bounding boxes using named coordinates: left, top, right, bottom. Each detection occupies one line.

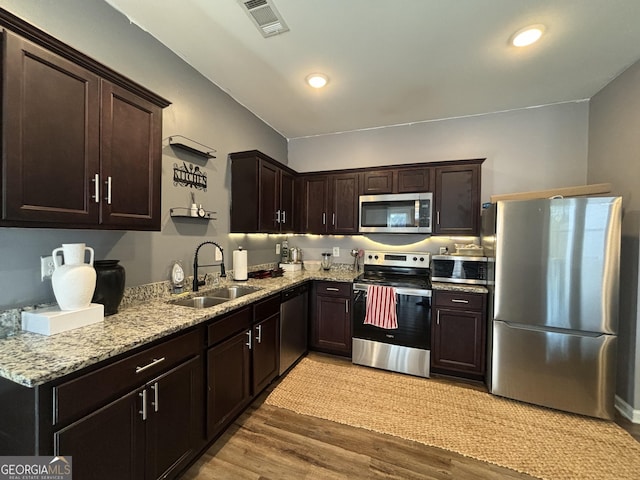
left=511, top=24, right=545, bottom=47
left=306, top=73, right=329, bottom=88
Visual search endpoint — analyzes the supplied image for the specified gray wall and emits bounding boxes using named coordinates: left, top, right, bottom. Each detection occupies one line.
left=289, top=101, right=590, bottom=204
left=287, top=101, right=590, bottom=263
left=588, top=58, right=640, bottom=412
left=0, top=0, right=287, bottom=309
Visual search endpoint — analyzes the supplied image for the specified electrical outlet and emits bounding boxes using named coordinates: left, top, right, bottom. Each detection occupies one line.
left=332, top=246, right=340, bottom=257
left=276, top=243, right=281, bottom=255
left=40, top=255, right=56, bottom=281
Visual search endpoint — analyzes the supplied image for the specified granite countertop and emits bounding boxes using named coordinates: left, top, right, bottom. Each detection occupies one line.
left=0, top=269, right=358, bottom=388
left=431, top=282, right=489, bottom=294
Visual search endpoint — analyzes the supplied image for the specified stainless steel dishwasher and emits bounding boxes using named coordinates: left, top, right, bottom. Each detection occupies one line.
left=279, top=283, right=309, bottom=375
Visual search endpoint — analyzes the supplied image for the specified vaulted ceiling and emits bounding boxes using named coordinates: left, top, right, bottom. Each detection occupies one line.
left=106, top=0, right=640, bottom=139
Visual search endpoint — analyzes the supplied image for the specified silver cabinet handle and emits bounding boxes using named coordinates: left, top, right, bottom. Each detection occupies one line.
left=332, top=213, right=335, bottom=226
left=135, top=357, right=165, bottom=373
left=322, top=213, right=326, bottom=225
left=139, top=390, right=147, bottom=420
left=282, top=210, right=286, bottom=224
left=256, top=324, right=262, bottom=343
left=437, top=310, right=440, bottom=325
left=151, top=382, right=159, bottom=412
left=276, top=210, right=281, bottom=224
left=92, top=174, right=99, bottom=203
left=105, top=176, right=112, bottom=204
left=246, top=330, right=252, bottom=349
left=345, top=300, right=349, bottom=313
left=437, top=211, right=440, bottom=225
left=326, top=287, right=339, bottom=292
left=451, top=299, right=469, bottom=304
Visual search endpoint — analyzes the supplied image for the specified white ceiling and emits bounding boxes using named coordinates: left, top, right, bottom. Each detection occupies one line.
left=105, top=0, right=640, bottom=139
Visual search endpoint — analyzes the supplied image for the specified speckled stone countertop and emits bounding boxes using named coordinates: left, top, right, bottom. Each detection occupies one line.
left=0, top=269, right=358, bottom=388
left=432, top=282, right=489, bottom=294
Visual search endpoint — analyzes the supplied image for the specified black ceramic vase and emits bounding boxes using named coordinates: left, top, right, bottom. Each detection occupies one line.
left=92, top=260, right=126, bottom=316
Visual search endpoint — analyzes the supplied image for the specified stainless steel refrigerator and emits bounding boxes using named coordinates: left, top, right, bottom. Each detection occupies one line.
left=482, top=196, right=621, bottom=419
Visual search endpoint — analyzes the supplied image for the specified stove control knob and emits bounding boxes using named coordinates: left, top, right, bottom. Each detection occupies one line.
left=374, top=255, right=379, bottom=260
left=368, top=255, right=373, bottom=259
left=420, top=257, right=425, bottom=262
left=413, top=256, right=418, bottom=261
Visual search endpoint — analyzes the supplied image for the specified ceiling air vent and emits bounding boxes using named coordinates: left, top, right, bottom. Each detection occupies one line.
left=238, top=0, right=290, bottom=38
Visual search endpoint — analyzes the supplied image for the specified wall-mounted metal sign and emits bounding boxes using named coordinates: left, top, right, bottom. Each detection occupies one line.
left=173, top=162, right=207, bottom=190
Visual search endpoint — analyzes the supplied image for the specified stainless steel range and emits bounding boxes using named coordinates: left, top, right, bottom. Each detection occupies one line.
left=352, top=251, right=432, bottom=377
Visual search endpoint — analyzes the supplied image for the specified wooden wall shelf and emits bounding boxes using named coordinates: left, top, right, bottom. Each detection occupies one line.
left=168, top=136, right=216, bottom=159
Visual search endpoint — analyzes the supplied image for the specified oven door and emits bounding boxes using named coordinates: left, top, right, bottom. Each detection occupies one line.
left=353, top=285, right=431, bottom=349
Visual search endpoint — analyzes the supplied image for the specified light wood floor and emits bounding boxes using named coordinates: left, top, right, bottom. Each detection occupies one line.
left=181, top=353, right=640, bottom=480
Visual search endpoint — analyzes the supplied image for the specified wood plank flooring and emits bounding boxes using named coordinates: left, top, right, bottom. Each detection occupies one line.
left=181, top=353, right=639, bottom=480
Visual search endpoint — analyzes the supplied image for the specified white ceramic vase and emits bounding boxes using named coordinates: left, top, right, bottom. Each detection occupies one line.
left=51, top=243, right=97, bottom=311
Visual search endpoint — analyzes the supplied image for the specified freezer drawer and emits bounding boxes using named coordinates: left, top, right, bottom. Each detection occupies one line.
left=491, top=320, right=617, bottom=419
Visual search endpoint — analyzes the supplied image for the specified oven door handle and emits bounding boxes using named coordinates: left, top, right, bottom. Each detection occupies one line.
left=353, top=283, right=431, bottom=298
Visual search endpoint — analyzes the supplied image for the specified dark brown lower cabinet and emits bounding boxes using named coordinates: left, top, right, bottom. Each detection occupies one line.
left=55, top=388, right=144, bottom=479
left=252, top=312, right=280, bottom=393
left=431, top=291, right=487, bottom=380
left=206, top=296, right=280, bottom=440
left=55, top=355, right=202, bottom=480
left=310, top=281, right=352, bottom=356
left=207, top=329, right=251, bottom=438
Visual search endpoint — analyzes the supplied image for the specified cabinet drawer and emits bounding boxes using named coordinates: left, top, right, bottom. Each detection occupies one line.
left=208, top=307, right=252, bottom=346
left=433, top=291, right=485, bottom=310
left=315, top=281, right=351, bottom=297
left=54, top=329, right=201, bottom=426
left=254, top=294, right=280, bottom=322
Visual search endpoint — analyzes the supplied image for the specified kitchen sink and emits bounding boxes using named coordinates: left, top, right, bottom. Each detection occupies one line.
left=168, top=285, right=263, bottom=309
left=169, top=296, right=229, bottom=309
left=202, top=285, right=262, bottom=299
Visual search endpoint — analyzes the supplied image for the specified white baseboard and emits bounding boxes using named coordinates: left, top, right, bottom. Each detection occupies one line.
left=615, top=395, right=640, bottom=423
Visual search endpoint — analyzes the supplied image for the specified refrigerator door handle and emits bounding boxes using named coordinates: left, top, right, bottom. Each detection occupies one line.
left=499, top=320, right=606, bottom=338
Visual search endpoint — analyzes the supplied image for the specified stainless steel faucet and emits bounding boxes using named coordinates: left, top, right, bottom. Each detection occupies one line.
left=193, top=241, right=226, bottom=292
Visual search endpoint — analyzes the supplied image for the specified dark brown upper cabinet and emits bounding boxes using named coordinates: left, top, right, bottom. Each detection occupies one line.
left=433, top=162, right=482, bottom=236
left=362, top=166, right=431, bottom=195
left=230, top=150, right=297, bottom=234
left=301, top=172, right=359, bottom=235
left=0, top=12, right=170, bottom=230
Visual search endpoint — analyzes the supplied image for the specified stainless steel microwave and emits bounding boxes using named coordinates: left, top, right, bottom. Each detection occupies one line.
left=359, top=192, right=433, bottom=234
left=431, top=255, right=492, bottom=285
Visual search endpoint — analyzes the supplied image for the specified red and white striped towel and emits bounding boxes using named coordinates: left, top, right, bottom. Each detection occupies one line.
left=364, top=285, right=398, bottom=329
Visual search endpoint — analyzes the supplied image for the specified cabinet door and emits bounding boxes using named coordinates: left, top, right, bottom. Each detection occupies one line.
left=432, top=307, right=485, bottom=376
left=147, top=356, right=203, bottom=480
left=434, top=164, right=480, bottom=235
left=206, top=330, right=251, bottom=439
left=330, top=173, right=359, bottom=234
left=397, top=167, right=431, bottom=193
left=252, top=313, right=280, bottom=394
left=303, top=175, right=329, bottom=233
left=311, top=294, right=352, bottom=356
left=362, top=170, right=394, bottom=194
left=101, top=81, right=162, bottom=230
left=259, top=161, right=279, bottom=232
left=2, top=31, right=100, bottom=225
left=54, top=389, right=145, bottom=480
left=280, top=170, right=295, bottom=232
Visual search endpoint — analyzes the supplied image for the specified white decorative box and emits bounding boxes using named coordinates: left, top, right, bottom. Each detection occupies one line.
left=280, top=262, right=302, bottom=272
left=21, top=303, right=104, bottom=336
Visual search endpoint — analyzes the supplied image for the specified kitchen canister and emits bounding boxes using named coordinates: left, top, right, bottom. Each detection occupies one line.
left=92, top=260, right=126, bottom=315
left=233, top=247, right=248, bottom=281
left=51, top=243, right=97, bottom=311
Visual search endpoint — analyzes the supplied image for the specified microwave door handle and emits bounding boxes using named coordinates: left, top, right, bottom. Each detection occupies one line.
left=415, top=200, right=420, bottom=227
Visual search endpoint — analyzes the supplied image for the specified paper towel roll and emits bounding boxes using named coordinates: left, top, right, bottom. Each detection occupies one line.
left=233, top=248, right=248, bottom=281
